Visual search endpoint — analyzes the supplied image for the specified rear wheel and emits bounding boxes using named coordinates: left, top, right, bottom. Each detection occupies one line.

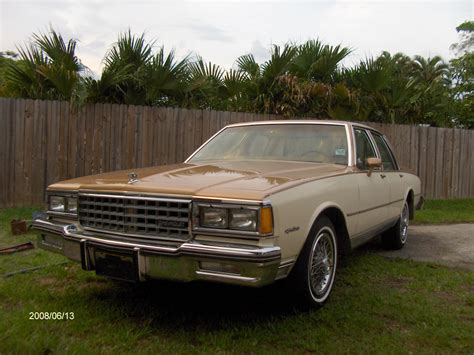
left=381, top=201, right=409, bottom=250
left=289, top=216, right=338, bottom=307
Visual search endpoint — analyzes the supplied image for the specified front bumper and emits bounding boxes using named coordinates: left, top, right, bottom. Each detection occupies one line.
left=32, top=218, right=281, bottom=287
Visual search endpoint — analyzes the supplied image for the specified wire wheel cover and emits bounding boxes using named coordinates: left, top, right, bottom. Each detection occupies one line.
left=309, top=230, right=335, bottom=297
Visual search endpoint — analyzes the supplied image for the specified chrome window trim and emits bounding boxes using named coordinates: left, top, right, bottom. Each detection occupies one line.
left=185, top=121, right=352, bottom=167
left=352, top=126, right=380, bottom=171
left=369, top=131, right=400, bottom=171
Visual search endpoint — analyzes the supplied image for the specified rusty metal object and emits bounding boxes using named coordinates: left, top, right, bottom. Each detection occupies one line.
left=10, top=219, right=28, bottom=235
left=0, top=242, right=34, bottom=255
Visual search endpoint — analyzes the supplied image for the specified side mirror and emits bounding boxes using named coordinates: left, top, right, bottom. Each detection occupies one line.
left=366, top=157, right=382, bottom=177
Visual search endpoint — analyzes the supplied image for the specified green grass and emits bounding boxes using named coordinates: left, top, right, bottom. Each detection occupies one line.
left=414, top=198, right=474, bottom=225
left=1, top=208, right=473, bottom=353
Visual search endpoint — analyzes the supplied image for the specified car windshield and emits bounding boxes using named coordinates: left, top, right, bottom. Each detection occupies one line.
left=189, top=124, right=348, bottom=165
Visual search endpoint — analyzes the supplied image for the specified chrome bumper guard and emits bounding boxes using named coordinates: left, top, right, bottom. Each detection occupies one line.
left=32, top=218, right=281, bottom=287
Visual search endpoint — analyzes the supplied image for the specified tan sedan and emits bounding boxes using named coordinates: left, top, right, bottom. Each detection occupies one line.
left=33, top=121, right=422, bottom=307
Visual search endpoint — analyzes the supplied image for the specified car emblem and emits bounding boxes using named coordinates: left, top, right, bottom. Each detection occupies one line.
left=128, top=172, right=139, bottom=184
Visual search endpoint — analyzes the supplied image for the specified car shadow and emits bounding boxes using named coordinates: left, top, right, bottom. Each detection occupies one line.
left=81, top=240, right=385, bottom=330
left=88, top=278, right=305, bottom=330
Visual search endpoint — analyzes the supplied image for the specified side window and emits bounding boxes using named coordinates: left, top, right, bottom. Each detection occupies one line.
left=372, top=133, right=397, bottom=170
left=354, top=128, right=377, bottom=170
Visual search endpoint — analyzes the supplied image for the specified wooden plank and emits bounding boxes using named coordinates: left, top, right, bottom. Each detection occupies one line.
left=102, top=103, right=112, bottom=172
left=84, top=104, right=93, bottom=175
left=400, top=124, right=411, bottom=168
left=470, top=130, right=474, bottom=197
left=121, top=105, right=130, bottom=169
left=149, top=107, right=157, bottom=166
left=177, top=107, right=184, bottom=163
left=410, top=126, right=419, bottom=175
left=7, top=99, right=16, bottom=207
left=116, top=104, right=126, bottom=170
left=417, top=126, right=428, bottom=198
left=126, top=105, right=137, bottom=169
left=443, top=128, right=454, bottom=198
left=459, top=129, right=470, bottom=198
left=169, top=108, right=183, bottom=164
left=194, top=109, right=204, bottom=152
left=142, top=105, right=152, bottom=167
left=0, top=99, right=7, bottom=207
left=76, top=105, right=86, bottom=178
left=112, top=103, right=121, bottom=171
left=202, top=109, right=211, bottom=141
left=451, top=129, right=461, bottom=198
left=23, top=99, right=34, bottom=205
left=136, top=105, right=145, bottom=168
left=66, top=104, right=76, bottom=179
left=58, top=101, right=69, bottom=181
left=14, top=100, right=25, bottom=206
left=155, top=107, right=164, bottom=166
left=93, top=103, right=103, bottom=174
left=461, top=129, right=468, bottom=198
left=210, top=109, right=218, bottom=136
left=183, top=109, right=194, bottom=159
left=109, top=103, right=117, bottom=170
left=433, top=128, right=445, bottom=199
left=425, top=127, right=437, bottom=199
left=37, top=100, right=48, bottom=204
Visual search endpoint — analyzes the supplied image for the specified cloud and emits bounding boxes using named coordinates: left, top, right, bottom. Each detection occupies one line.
left=179, top=21, right=234, bottom=42
left=249, top=40, right=269, bottom=63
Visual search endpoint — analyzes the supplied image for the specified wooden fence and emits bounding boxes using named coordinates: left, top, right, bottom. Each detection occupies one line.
left=0, top=98, right=473, bottom=207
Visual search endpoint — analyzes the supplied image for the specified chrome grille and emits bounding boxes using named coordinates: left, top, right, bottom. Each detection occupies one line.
left=78, top=194, right=190, bottom=241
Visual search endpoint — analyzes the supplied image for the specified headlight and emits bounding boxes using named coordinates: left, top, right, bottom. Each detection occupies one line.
left=201, top=207, right=228, bottom=228
left=48, top=194, right=78, bottom=214
left=194, top=204, right=273, bottom=236
left=49, top=196, right=65, bottom=212
left=67, top=197, right=78, bottom=213
left=229, top=209, right=257, bottom=231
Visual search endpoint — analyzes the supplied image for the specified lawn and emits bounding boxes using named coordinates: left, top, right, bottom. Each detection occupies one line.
left=413, top=198, right=474, bottom=225
left=0, top=207, right=473, bottom=353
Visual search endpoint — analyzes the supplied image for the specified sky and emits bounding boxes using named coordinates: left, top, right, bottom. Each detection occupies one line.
left=0, top=0, right=472, bottom=75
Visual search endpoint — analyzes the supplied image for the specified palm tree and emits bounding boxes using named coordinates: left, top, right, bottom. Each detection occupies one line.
left=85, top=31, right=153, bottom=105
left=290, top=40, right=352, bottom=83
left=411, top=55, right=449, bottom=85
left=5, top=29, right=85, bottom=100
left=144, top=47, right=190, bottom=106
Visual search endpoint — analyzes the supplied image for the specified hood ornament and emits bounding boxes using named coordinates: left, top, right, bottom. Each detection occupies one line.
left=128, top=172, right=139, bottom=184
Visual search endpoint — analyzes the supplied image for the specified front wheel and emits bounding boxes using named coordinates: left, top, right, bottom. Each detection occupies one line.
left=288, top=216, right=338, bottom=307
left=381, top=201, right=409, bottom=250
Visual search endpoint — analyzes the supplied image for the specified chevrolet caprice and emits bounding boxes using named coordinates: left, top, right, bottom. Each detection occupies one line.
left=33, top=121, right=422, bottom=307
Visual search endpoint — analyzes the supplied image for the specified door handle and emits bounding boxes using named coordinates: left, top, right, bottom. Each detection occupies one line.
left=380, top=174, right=387, bottom=179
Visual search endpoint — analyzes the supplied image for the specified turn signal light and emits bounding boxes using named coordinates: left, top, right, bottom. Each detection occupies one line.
left=259, top=206, right=273, bottom=235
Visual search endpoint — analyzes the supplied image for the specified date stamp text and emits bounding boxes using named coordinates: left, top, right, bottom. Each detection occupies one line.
left=29, top=312, right=75, bottom=320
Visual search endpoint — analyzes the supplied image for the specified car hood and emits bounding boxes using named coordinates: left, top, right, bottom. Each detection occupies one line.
left=49, top=160, right=351, bottom=200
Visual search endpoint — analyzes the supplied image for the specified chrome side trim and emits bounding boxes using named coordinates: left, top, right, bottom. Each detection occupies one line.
left=195, top=270, right=258, bottom=283
left=346, top=198, right=404, bottom=217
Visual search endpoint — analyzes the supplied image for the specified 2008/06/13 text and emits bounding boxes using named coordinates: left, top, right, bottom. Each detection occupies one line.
left=29, top=312, right=75, bottom=320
